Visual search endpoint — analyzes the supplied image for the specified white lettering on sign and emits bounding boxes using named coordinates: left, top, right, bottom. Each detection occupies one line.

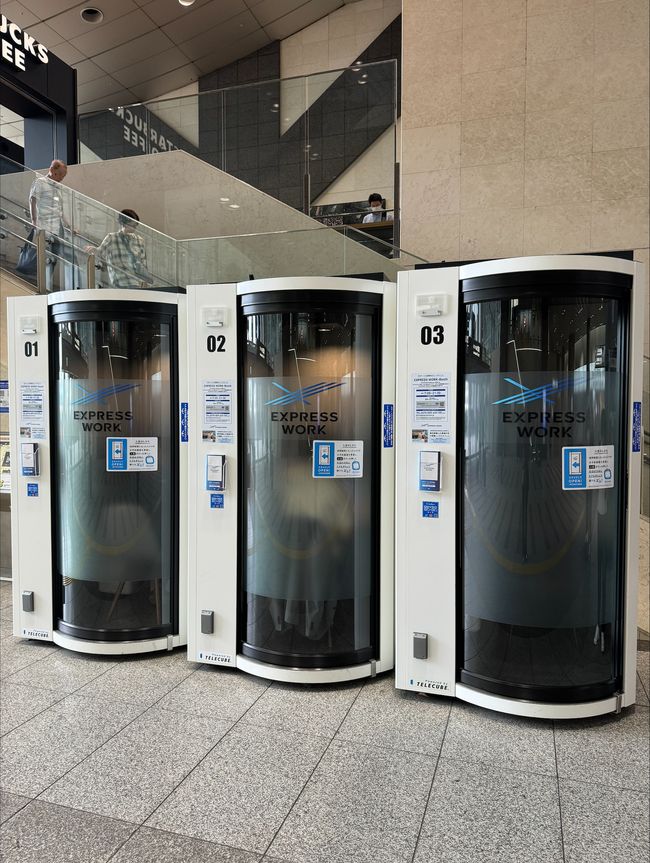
left=0, top=16, right=49, bottom=71
left=113, top=106, right=178, bottom=155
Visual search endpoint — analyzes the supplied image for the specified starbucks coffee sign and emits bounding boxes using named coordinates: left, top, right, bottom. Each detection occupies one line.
left=0, top=16, right=49, bottom=71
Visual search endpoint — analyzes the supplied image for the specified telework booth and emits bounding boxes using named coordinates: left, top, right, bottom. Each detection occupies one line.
left=186, top=277, right=396, bottom=683
left=7, top=289, right=188, bottom=654
left=395, top=255, right=644, bottom=719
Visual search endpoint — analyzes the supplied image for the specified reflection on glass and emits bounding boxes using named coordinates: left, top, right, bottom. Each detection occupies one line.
left=241, top=304, right=377, bottom=667
left=462, top=294, right=625, bottom=700
left=53, top=313, right=174, bottom=639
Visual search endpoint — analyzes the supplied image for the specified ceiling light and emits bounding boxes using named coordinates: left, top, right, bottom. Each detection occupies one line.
left=178, top=0, right=196, bottom=6
left=219, top=197, right=230, bottom=202
left=80, top=7, right=104, bottom=23
left=229, top=204, right=240, bottom=209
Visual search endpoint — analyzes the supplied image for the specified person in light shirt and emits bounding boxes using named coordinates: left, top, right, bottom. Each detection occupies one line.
left=362, top=192, right=393, bottom=223
left=29, top=159, right=69, bottom=287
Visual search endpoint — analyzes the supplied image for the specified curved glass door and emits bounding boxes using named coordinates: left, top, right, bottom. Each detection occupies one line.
left=240, top=292, right=380, bottom=668
left=461, top=276, right=629, bottom=702
left=51, top=304, right=177, bottom=641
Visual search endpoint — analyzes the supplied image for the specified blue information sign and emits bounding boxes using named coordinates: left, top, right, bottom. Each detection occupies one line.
left=180, top=402, right=189, bottom=443
left=313, top=441, right=335, bottom=477
left=422, top=501, right=439, bottom=518
left=563, top=447, right=587, bottom=489
left=383, top=404, right=394, bottom=448
left=632, top=401, right=641, bottom=453
left=27, top=483, right=38, bottom=497
left=210, top=493, right=224, bottom=509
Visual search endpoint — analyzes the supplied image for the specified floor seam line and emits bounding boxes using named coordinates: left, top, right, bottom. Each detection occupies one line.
left=553, top=722, right=568, bottom=863
left=409, top=701, right=452, bottom=863
left=258, top=681, right=367, bottom=858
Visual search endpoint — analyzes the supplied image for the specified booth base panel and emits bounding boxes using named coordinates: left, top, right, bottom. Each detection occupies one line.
left=235, top=654, right=392, bottom=684
left=454, top=683, right=626, bottom=720
left=52, top=631, right=186, bottom=656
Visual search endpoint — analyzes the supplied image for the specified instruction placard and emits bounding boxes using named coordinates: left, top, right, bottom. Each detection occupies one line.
left=411, top=373, right=451, bottom=444
left=0, top=381, right=8, bottom=413
left=562, top=445, right=614, bottom=490
left=313, top=440, right=363, bottom=478
left=202, top=380, right=234, bottom=444
left=106, top=437, right=158, bottom=472
left=20, top=381, right=46, bottom=440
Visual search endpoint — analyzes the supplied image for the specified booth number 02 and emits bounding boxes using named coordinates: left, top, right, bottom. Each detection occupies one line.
left=421, top=325, right=444, bottom=345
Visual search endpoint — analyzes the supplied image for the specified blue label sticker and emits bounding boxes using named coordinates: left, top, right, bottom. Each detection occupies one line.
left=106, top=438, right=128, bottom=471
left=0, top=380, right=8, bottom=413
left=632, top=401, right=641, bottom=453
left=422, top=501, right=439, bottom=518
left=383, top=404, right=394, bottom=448
left=313, top=441, right=335, bottom=477
left=180, top=402, right=189, bottom=443
left=563, top=447, right=586, bottom=489
left=27, top=483, right=38, bottom=497
left=210, top=493, right=224, bottom=509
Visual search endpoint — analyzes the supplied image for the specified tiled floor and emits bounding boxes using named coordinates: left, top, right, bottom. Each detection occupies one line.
left=0, top=584, right=648, bottom=863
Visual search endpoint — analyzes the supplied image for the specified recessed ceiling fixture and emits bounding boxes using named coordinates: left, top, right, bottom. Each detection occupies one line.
left=178, top=0, right=196, bottom=6
left=80, top=7, right=104, bottom=23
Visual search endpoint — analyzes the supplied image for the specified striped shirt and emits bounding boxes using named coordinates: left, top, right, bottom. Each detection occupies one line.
left=95, top=230, right=148, bottom=289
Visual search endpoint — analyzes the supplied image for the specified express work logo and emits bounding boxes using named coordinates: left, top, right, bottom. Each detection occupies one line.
left=72, top=383, right=140, bottom=406
left=265, top=380, right=344, bottom=407
left=72, top=383, right=139, bottom=432
left=492, top=376, right=573, bottom=406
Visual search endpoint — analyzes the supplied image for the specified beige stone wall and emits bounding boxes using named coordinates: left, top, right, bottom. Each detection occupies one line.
left=400, top=0, right=649, bottom=323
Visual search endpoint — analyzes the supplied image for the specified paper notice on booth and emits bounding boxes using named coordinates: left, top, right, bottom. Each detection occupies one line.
left=19, top=382, right=46, bottom=440
left=106, top=437, right=158, bottom=472
left=202, top=381, right=234, bottom=443
left=313, top=440, right=363, bottom=478
left=562, top=445, right=614, bottom=490
left=411, top=373, right=451, bottom=444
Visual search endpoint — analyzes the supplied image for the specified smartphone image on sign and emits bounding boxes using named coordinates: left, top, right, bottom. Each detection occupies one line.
left=112, top=441, right=123, bottom=460
left=319, top=447, right=330, bottom=465
left=569, top=451, right=582, bottom=475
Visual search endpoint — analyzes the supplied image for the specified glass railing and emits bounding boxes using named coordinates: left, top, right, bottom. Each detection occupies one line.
left=2, top=156, right=423, bottom=294
left=78, top=60, right=398, bottom=228
left=177, top=225, right=423, bottom=285
left=1, top=156, right=178, bottom=293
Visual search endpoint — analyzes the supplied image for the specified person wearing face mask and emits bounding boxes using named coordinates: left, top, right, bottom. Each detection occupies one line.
left=84, top=209, right=152, bottom=289
left=362, top=192, right=393, bottom=223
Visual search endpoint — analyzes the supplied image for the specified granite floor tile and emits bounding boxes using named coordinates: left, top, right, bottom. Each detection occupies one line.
left=4, top=650, right=116, bottom=694
left=268, top=739, right=437, bottom=863
left=0, top=791, right=31, bottom=825
left=413, top=758, right=563, bottom=863
left=560, top=780, right=650, bottom=863
left=0, top=607, right=13, bottom=638
left=441, top=701, right=556, bottom=776
left=146, top=723, right=329, bottom=853
left=637, top=673, right=649, bottom=707
left=156, top=666, right=270, bottom=722
left=0, top=800, right=136, bottom=863
left=111, top=826, right=261, bottom=862
left=336, top=673, right=450, bottom=756
left=0, top=581, right=12, bottom=609
left=0, top=682, right=63, bottom=736
left=41, top=705, right=232, bottom=823
left=0, top=694, right=143, bottom=797
left=554, top=708, right=649, bottom=792
left=244, top=680, right=361, bottom=738
left=0, top=638, right=58, bottom=678
left=75, top=654, right=196, bottom=708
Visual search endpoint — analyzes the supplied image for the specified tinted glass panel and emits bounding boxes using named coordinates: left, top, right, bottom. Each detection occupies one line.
left=53, top=315, right=174, bottom=639
left=462, top=293, right=625, bottom=700
left=241, top=304, right=377, bottom=667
